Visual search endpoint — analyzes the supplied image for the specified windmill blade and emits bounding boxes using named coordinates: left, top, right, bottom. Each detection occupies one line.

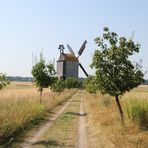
left=67, top=44, right=75, bottom=55
left=78, top=40, right=87, bottom=57
left=79, top=63, right=88, bottom=77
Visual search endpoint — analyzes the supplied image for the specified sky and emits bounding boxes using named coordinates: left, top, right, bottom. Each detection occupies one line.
left=0, top=0, right=148, bottom=78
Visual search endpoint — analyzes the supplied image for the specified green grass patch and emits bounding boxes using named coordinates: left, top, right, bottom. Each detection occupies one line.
left=125, top=98, right=148, bottom=129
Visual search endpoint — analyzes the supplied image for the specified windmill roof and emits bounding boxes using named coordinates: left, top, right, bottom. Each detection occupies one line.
left=58, top=53, right=78, bottom=62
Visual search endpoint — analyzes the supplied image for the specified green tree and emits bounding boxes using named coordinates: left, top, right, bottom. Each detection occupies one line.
left=32, top=53, right=55, bottom=103
left=91, top=27, right=144, bottom=122
left=0, top=73, right=9, bottom=90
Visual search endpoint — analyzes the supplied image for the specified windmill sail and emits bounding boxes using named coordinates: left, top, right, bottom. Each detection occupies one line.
left=67, top=44, right=75, bottom=55
left=79, top=63, right=88, bottom=77
left=78, top=40, right=87, bottom=56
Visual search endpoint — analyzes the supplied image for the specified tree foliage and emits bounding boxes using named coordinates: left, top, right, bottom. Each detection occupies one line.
left=91, top=27, right=144, bottom=122
left=32, top=53, right=55, bottom=102
left=85, top=76, right=97, bottom=93
left=0, top=73, right=9, bottom=90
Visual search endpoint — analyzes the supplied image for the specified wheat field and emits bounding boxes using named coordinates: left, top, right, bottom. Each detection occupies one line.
left=0, top=82, right=75, bottom=143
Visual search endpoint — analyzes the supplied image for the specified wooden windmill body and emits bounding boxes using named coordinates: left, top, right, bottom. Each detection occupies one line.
left=57, top=41, right=88, bottom=79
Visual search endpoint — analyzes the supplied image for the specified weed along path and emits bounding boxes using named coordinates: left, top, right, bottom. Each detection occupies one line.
left=21, top=97, right=73, bottom=148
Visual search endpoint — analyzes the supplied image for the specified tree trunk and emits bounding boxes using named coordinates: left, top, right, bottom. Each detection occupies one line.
left=115, top=95, right=124, bottom=123
left=40, top=90, right=43, bottom=103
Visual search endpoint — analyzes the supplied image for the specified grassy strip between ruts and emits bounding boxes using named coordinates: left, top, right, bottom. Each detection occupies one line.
left=29, top=91, right=82, bottom=148
left=0, top=87, right=77, bottom=147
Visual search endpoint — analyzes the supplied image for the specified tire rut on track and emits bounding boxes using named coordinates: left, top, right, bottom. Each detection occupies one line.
left=76, top=92, right=87, bottom=148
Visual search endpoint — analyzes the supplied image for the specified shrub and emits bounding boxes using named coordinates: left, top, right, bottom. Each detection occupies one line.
left=51, top=79, right=65, bottom=93
left=51, top=77, right=82, bottom=93
left=65, top=77, right=82, bottom=89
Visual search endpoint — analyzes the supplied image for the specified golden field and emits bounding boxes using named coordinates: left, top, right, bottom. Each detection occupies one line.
left=1, top=82, right=148, bottom=147
left=0, top=82, right=75, bottom=143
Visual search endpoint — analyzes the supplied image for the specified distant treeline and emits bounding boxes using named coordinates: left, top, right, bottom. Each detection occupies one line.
left=6, top=76, right=148, bottom=84
left=6, top=76, right=33, bottom=82
left=6, top=76, right=85, bottom=82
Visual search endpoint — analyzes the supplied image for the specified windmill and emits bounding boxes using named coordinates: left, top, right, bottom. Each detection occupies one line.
left=57, top=40, right=88, bottom=79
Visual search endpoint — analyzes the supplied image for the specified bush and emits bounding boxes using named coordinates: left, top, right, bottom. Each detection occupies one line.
left=65, top=77, right=82, bottom=89
left=51, top=77, right=82, bottom=93
left=125, top=98, right=148, bottom=129
left=51, top=79, right=65, bottom=93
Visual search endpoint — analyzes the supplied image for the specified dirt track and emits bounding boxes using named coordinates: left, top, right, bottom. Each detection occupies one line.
left=13, top=91, right=114, bottom=148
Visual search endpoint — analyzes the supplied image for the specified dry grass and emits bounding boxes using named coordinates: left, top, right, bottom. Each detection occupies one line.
left=0, top=82, right=76, bottom=143
left=85, top=85, right=148, bottom=148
